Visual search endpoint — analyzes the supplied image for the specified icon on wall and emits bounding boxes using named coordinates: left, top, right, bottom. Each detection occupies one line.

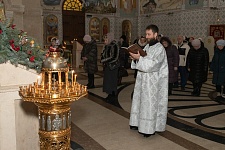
left=210, top=25, right=225, bottom=42
left=122, top=20, right=132, bottom=44
left=46, top=14, right=58, bottom=44
left=89, top=17, right=100, bottom=42
left=101, top=18, right=110, bottom=41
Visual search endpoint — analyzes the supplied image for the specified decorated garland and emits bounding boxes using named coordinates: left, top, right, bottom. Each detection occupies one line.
left=0, top=20, right=46, bottom=73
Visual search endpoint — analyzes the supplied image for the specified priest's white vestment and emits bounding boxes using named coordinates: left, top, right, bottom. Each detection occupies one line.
left=129, top=42, right=169, bottom=134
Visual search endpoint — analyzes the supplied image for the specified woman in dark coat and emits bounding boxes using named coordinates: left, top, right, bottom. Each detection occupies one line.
left=187, top=39, right=209, bottom=96
left=101, top=33, right=120, bottom=102
left=210, top=39, right=225, bottom=98
left=160, top=37, right=179, bottom=95
left=81, top=35, right=98, bottom=89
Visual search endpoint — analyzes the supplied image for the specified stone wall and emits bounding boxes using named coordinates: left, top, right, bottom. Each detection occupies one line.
left=4, top=0, right=225, bottom=46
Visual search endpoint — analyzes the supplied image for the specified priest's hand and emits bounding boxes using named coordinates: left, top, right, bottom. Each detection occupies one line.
left=129, top=51, right=140, bottom=60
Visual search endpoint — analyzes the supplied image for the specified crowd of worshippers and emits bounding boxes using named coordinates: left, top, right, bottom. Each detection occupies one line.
left=132, top=34, right=225, bottom=99
left=159, top=35, right=225, bottom=99
left=81, top=33, right=225, bottom=101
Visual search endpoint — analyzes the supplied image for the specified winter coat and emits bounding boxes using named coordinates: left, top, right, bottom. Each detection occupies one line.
left=210, top=47, right=225, bottom=85
left=101, top=41, right=119, bottom=94
left=174, top=43, right=190, bottom=66
left=187, top=46, right=209, bottom=83
left=165, top=45, right=179, bottom=83
left=81, top=40, right=98, bottom=74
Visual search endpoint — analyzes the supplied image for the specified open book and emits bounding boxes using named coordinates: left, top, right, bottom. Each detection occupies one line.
left=121, top=43, right=147, bottom=57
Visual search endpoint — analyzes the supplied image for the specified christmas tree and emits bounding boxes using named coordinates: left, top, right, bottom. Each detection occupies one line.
left=0, top=19, right=46, bottom=73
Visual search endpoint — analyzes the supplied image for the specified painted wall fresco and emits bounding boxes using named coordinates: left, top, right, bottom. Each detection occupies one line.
left=140, top=0, right=182, bottom=14
left=84, top=0, right=117, bottom=13
left=120, top=0, right=137, bottom=17
left=43, top=0, right=61, bottom=5
left=185, top=0, right=204, bottom=9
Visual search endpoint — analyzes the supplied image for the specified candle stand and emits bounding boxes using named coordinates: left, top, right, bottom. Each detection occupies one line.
left=19, top=50, right=87, bottom=149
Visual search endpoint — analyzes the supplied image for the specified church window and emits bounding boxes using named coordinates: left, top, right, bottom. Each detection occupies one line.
left=63, top=0, right=82, bottom=11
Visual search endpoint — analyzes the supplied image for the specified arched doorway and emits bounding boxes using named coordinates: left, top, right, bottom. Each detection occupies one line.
left=62, top=0, right=85, bottom=44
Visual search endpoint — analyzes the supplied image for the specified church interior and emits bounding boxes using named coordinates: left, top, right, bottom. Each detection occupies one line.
left=0, top=0, right=225, bottom=150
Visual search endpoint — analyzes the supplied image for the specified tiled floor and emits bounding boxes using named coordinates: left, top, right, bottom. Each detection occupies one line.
left=70, top=67, right=225, bottom=150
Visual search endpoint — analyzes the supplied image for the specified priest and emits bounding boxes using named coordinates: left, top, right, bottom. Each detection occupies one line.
left=129, top=24, right=169, bottom=137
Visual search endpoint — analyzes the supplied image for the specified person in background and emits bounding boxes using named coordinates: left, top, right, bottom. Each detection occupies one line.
left=118, top=35, right=129, bottom=85
left=157, top=34, right=163, bottom=41
left=101, top=33, right=120, bottom=103
left=160, top=37, right=179, bottom=95
left=81, top=35, right=98, bottom=89
left=188, top=37, right=194, bottom=48
left=187, top=39, right=209, bottom=96
left=174, top=35, right=190, bottom=90
left=210, top=39, right=225, bottom=99
left=133, top=35, right=140, bottom=44
left=129, top=24, right=168, bottom=137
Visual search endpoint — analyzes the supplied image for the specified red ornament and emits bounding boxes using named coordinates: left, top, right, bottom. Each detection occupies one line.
left=27, top=50, right=32, bottom=55
left=11, top=24, right=16, bottom=29
left=29, top=56, right=35, bottom=62
left=0, top=30, right=2, bottom=34
left=14, top=46, right=20, bottom=52
left=49, top=46, right=61, bottom=52
left=9, top=39, right=14, bottom=44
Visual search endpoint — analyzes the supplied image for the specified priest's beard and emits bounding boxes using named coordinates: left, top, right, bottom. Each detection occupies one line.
left=147, top=38, right=158, bottom=46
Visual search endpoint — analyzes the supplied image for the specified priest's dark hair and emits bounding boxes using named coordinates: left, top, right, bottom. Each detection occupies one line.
left=146, top=24, right=159, bottom=34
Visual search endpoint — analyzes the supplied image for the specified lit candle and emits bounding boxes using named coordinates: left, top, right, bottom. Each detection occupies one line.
left=65, top=72, right=68, bottom=89
left=48, top=72, right=52, bottom=91
left=71, top=70, right=74, bottom=86
left=74, top=74, right=77, bottom=83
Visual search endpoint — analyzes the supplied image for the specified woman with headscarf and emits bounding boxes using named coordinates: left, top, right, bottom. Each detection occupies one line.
left=101, top=33, right=120, bottom=102
left=81, top=35, right=98, bottom=89
left=210, top=39, right=225, bottom=99
left=187, top=39, right=209, bottom=96
left=160, top=37, right=179, bottom=95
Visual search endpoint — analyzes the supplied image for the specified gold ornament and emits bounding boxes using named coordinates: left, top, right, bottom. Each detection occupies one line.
left=19, top=50, right=87, bottom=149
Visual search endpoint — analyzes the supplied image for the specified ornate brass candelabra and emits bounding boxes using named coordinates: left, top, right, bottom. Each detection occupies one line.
left=19, top=50, right=87, bottom=149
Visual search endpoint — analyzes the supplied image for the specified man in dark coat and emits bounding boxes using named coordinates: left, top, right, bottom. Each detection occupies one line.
left=187, top=39, right=209, bottom=96
left=81, top=35, right=98, bottom=89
